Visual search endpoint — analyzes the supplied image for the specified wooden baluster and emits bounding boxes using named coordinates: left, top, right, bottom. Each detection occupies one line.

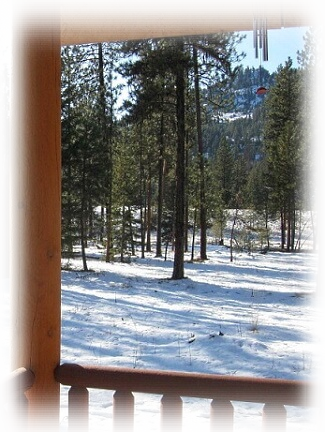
left=210, top=398, right=234, bottom=432
left=160, top=394, right=183, bottom=432
left=8, top=394, right=28, bottom=432
left=263, top=403, right=286, bottom=431
left=317, top=408, right=325, bottom=432
left=113, top=390, right=134, bottom=432
left=0, top=406, right=8, bottom=432
left=68, top=385, right=89, bottom=431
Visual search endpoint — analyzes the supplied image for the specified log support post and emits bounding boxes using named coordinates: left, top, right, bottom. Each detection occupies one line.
left=10, top=0, right=61, bottom=432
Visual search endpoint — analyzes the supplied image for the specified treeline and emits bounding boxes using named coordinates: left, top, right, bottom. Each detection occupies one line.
left=62, top=27, right=321, bottom=278
left=61, top=29, right=315, bottom=275
left=62, top=34, right=244, bottom=278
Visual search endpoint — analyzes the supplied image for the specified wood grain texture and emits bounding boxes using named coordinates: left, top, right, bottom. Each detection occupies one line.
left=61, top=0, right=325, bottom=44
left=12, top=20, right=62, bottom=426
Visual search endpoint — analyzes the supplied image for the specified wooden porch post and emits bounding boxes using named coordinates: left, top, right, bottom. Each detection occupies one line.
left=12, top=18, right=61, bottom=429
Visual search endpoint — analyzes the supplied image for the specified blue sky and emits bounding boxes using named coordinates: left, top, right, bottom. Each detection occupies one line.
left=0, top=0, right=308, bottom=72
left=238, top=26, right=310, bottom=72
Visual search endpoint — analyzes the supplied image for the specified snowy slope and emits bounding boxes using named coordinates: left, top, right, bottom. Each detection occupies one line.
left=59, top=242, right=317, bottom=431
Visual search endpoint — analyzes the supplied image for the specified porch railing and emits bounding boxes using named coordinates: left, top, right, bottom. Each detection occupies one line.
left=54, top=363, right=312, bottom=431
left=0, top=368, right=35, bottom=432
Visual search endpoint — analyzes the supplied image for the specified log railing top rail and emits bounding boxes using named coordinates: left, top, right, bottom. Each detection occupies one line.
left=55, top=363, right=312, bottom=407
left=0, top=367, right=35, bottom=405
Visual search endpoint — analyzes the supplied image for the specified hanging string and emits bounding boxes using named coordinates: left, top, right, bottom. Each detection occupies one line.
left=253, top=17, right=268, bottom=62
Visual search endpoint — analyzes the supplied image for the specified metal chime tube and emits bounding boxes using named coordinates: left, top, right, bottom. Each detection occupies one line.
left=253, top=17, right=268, bottom=62
left=262, top=18, right=269, bottom=61
left=253, top=17, right=258, bottom=59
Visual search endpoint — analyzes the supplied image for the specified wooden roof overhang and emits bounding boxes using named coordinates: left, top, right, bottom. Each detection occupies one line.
left=61, top=0, right=325, bottom=44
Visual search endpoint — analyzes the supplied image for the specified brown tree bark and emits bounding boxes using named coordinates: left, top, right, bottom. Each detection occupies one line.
left=156, top=112, right=165, bottom=257
left=98, top=43, right=114, bottom=262
left=172, top=41, right=186, bottom=279
left=193, top=45, right=208, bottom=260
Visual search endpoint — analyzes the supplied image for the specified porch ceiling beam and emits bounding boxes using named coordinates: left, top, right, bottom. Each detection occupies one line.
left=61, top=0, right=325, bottom=45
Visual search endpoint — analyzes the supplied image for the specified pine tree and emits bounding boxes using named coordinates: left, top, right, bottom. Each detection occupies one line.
left=119, top=34, right=244, bottom=277
left=119, top=38, right=180, bottom=260
left=171, top=39, right=187, bottom=279
left=61, top=45, right=103, bottom=269
left=96, top=42, right=121, bottom=262
left=264, top=59, right=303, bottom=250
left=213, top=135, right=235, bottom=207
left=245, top=160, right=272, bottom=249
left=190, top=33, right=243, bottom=260
left=111, top=121, right=142, bottom=260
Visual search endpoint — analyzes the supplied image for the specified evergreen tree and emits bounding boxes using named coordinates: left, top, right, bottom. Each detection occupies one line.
left=61, top=43, right=120, bottom=269
left=120, top=38, right=180, bottom=259
left=98, top=43, right=115, bottom=262
left=213, top=135, right=235, bottom=207
left=61, top=45, right=103, bottom=269
left=263, top=59, right=303, bottom=250
left=245, top=160, right=272, bottom=249
left=171, top=39, right=187, bottom=279
left=61, top=45, right=83, bottom=256
left=119, top=34, right=244, bottom=277
left=190, top=32, right=243, bottom=260
left=112, top=124, right=141, bottom=260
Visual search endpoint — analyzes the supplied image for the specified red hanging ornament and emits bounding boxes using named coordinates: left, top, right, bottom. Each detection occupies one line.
left=256, top=86, right=268, bottom=95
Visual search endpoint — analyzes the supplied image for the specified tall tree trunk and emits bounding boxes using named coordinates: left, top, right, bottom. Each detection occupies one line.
left=146, top=174, right=152, bottom=252
left=230, top=207, right=238, bottom=263
left=191, top=208, right=197, bottom=261
left=316, top=26, right=325, bottom=296
left=193, top=45, right=208, bottom=260
left=172, top=41, right=186, bottom=280
left=156, top=112, right=165, bottom=257
left=291, top=204, right=297, bottom=250
left=280, top=209, right=285, bottom=250
left=287, top=207, right=291, bottom=251
left=0, top=156, right=9, bottom=279
left=80, top=155, right=89, bottom=271
left=98, top=43, right=114, bottom=262
left=140, top=204, right=145, bottom=258
left=128, top=205, right=135, bottom=256
left=88, top=199, right=94, bottom=239
left=139, top=127, right=146, bottom=258
left=184, top=130, right=189, bottom=253
left=100, top=206, right=105, bottom=243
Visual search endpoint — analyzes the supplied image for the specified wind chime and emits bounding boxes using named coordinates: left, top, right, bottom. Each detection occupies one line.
left=253, top=17, right=269, bottom=96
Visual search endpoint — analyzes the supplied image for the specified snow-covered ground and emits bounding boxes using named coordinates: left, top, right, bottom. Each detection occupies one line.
left=59, top=237, right=318, bottom=431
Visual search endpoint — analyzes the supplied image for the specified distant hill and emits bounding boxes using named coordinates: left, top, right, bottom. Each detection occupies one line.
left=203, top=66, right=274, bottom=159
left=231, top=65, right=275, bottom=114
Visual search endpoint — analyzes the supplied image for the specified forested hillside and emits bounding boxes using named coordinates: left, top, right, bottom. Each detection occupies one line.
left=61, top=29, right=315, bottom=274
